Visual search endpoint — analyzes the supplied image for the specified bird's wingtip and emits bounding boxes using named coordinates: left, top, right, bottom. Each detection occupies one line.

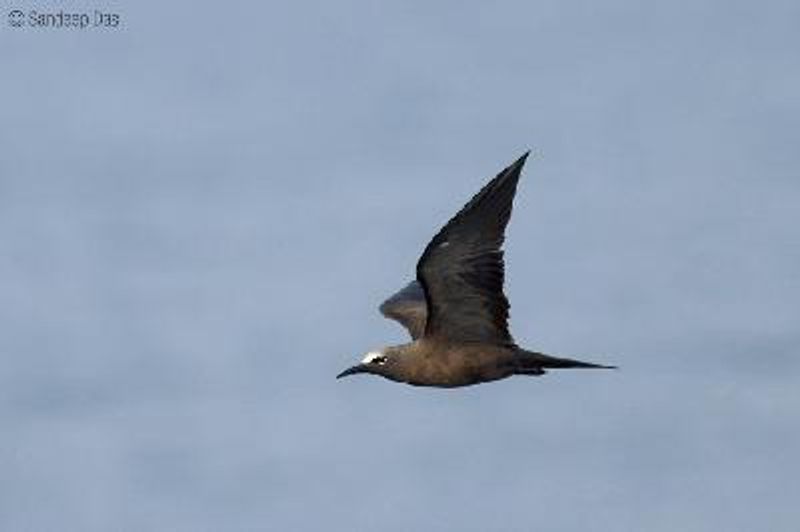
left=504, top=150, right=531, bottom=175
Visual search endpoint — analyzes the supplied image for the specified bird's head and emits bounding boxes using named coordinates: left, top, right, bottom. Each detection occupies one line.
left=336, top=348, right=400, bottom=381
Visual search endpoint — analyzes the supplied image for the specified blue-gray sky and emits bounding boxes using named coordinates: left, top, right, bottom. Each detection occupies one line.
left=1, top=1, right=798, bottom=530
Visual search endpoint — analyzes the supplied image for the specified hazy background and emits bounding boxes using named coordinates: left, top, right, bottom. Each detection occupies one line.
left=1, top=1, right=798, bottom=530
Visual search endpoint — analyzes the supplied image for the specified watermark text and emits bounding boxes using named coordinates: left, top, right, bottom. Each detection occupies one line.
left=7, top=9, right=121, bottom=29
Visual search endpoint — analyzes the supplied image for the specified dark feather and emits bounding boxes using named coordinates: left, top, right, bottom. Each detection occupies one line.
left=379, top=280, right=427, bottom=339
left=416, top=152, right=529, bottom=344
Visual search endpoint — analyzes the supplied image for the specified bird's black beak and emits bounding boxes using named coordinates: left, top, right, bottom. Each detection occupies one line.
left=336, top=364, right=369, bottom=379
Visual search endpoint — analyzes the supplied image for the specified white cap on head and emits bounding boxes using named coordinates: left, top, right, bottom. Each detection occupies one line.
left=361, top=350, right=384, bottom=364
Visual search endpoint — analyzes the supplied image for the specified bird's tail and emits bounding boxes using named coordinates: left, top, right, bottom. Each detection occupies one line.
left=516, top=350, right=617, bottom=373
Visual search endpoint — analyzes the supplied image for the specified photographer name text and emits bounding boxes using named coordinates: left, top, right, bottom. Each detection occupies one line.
left=8, top=9, right=121, bottom=29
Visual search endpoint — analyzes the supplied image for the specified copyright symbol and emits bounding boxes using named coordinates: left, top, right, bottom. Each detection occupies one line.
left=8, top=9, right=24, bottom=27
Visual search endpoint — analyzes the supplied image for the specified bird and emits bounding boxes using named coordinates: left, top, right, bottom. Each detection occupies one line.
left=336, top=152, right=615, bottom=387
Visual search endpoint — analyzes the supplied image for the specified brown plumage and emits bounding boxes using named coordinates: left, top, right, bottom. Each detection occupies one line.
left=337, top=153, right=615, bottom=387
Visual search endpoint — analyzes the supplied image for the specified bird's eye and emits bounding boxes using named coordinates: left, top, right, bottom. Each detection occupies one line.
left=372, top=356, right=388, bottom=365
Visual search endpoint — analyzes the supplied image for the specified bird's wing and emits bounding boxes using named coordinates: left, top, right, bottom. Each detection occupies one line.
left=416, top=153, right=528, bottom=345
left=379, top=280, right=427, bottom=340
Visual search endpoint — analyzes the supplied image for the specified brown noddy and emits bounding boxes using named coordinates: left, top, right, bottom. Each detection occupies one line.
left=337, top=152, right=615, bottom=387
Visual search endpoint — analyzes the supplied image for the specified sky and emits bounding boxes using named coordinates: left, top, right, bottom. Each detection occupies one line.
left=1, top=1, right=798, bottom=530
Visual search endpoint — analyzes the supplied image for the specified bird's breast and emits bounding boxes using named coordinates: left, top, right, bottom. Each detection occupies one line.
left=401, top=344, right=515, bottom=387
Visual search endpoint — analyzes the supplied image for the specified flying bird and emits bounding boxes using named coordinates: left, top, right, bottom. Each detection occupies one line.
left=337, top=153, right=615, bottom=387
